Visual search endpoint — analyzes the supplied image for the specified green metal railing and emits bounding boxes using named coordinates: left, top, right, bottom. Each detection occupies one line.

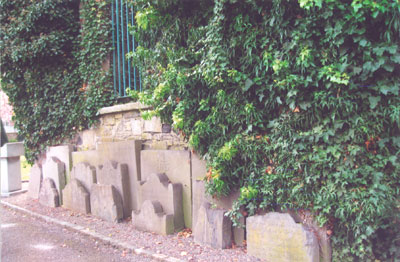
left=111, top=0, right=141, bottom=97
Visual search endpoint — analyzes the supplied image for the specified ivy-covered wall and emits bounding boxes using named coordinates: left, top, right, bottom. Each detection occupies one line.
left=0, top=0, right=115, bottom=162
left=128, top=0, right=400, bottom=261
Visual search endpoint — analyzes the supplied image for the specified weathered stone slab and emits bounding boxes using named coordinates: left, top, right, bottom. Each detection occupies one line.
left=72, top=141, right=142, bottom=213
left=192, top=153, right=207, bottom=180
left=28, top=164, right=42, bottom=199
left=1, top=142, right=24, bottom=196
left=139, top=173, right=184, bottom=231
left=141, top=150, right=191, bottom=228
left=42, top=157, right=66, bottom=204
left=288, top=210, right=332, bottom=262
left=193, top=202, right=232, bottom=249
left=247, top=212, right=320, bottom=262
left=70, top=162, right=96, bottom=193
left=39, top=178, right=59, bottom=208
left=192, top=180, right=245, bottom=246
left=97, top=160, right=130, bottom=218
left=97, top=140, right=141, bottom=212
left=90, top=184, right=123, bottom=223
left=62, top=179, right=90, bottom=214
left=132, top=200, right=174, bottom=235
left=46, top=145, right=73, bottom=182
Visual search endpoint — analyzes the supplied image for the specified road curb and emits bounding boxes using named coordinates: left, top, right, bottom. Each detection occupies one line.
left=1, top=200, right=185, bottom=262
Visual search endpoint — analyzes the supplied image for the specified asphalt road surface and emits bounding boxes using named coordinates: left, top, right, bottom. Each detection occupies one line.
left=1, top=206, right=157, bottom=262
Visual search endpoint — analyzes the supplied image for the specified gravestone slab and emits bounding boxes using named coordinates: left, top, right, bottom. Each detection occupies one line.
left=288, top=210, right=332, bottom=262
left=139, top=173, right=184, bottom=231
left=90, top=184, right=123, bottom=223
left=70, top=162, right=96, bottom=193
left=62, top=179, right=90, bottom=214
left=247, top=212, right=320, bottom=262
left=141, top=150, right=191, bottom=228
left=192, top=180, right=245, bottom=246
left=193, top=202, right=232, bottom=249
left=97, top=160, right=130, bottom=218
left=28, top=164, right=42, bottom=199
left=39, top=178, right=59, bottom=208
left=47, top=145, right=73, bottom=182
left=132, top=200, right=174, bottom=235
left=72, top=141, right=142, bottom=212
left=42, top=157, right=66, bottom=204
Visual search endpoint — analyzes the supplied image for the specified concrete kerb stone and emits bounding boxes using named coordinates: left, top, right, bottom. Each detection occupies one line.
left=0, top=201, right=184, bottom=262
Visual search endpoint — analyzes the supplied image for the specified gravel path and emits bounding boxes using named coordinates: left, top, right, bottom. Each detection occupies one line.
left=1, top=192, right=261, bottom=262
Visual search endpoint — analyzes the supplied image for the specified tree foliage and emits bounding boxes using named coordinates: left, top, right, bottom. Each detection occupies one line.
left=129, top=0, right=400, bottom=260
left=0, top=0, right=115, bottom=162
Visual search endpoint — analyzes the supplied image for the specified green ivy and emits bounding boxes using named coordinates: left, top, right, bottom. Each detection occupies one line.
left=129, top=0, right=400, bottom=260
left=0, top=0, right=115, bottom=162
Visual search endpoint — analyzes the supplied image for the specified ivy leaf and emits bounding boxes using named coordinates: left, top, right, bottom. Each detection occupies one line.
left=276, top=96, right=282, bottom=104
left=243, top=78, right=253, bottom=92
left=368, top=96, right=381, bottom=109
left=380, top=84, right=399, bottom=95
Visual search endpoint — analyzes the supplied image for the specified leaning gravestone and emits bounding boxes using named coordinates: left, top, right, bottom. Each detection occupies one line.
left=139, top=173, right=184, bottom=231
left=42, top=156, right=66, bottom=204
left=132, top=200, right=174, bottom=235
left=39, top=178, right=59, bottom=208
left=194, top=202, right=232, bottom=249
left=70, top=162, right=96, bottom=193
left=247, top=212, right=320, bottom=262
left=28, top=164, right=42, bottom=199
left=90, top=184, right=123, bottom=223
left=62, top=179, right=90, bottom=214
left=97, top=160, right=130, bottom=218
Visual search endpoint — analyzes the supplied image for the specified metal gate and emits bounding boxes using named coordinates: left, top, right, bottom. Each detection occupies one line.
left=111, top=0, right=141, bottom=97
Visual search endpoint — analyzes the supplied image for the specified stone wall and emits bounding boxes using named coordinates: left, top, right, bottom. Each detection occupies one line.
left=75, top=102, right=187, bottom=151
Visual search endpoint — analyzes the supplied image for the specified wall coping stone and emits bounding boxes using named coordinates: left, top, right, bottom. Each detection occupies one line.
left=98, top=102, right=151, bottom=116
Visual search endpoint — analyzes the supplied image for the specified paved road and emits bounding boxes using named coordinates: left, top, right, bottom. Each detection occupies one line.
left=1, top=206, right=156, bottom=262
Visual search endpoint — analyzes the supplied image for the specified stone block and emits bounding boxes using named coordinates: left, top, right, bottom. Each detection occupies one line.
left=194, top=202, right=232, bottom=249
left=143, top=116, right=162, bottom=133
left=90, top=184, right=123, bottom=223
left=39, top=178, right=60, bottom=208
left=46, top=144, right=73, bottom=182
left=141, top=150, right=192, bottom=228
left=1, top=142, right=24, bottom=196
left=77, top=130, right=96, bottom=150
left=28, top=164, right=42, bottom=199
left=246, top=212, right=320, bottom=262
left=132, top=200, right=174, bottom=235
left=139, top=173, right=184, bottom=231
left=70, top=162, right=96, bottom=193
left=97, top=160, right=130, bottom=218
left=0, top=142, right=24, bottom=157
left=131, top=119, right=142, bottom=135
left=42, top=157, right=66, bottom=204
left=62, top=179, right=90, bottom=214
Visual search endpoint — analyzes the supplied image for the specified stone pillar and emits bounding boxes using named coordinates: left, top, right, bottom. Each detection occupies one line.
left=1, top=142, right=26, bottom=196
